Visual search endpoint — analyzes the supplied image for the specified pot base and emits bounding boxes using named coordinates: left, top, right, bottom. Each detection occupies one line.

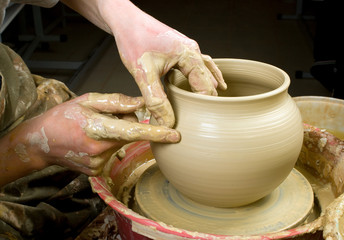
left=135, top=163, right=315, bottom=235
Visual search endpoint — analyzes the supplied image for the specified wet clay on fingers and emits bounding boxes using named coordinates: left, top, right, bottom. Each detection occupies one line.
left=77, top=93, right=180, bottom=143
left=120, top=30, right=226, bottom=127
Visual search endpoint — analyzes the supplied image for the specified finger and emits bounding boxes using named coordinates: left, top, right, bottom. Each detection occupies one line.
left=80, top=93, right=145, bottom=114
left=134, top=54, right=175, bottom=128
left=202, top=54, right=227, bottom=90
left=83, top=113, right=180, bottom=143
left=176, top=48, right=218, bottom=96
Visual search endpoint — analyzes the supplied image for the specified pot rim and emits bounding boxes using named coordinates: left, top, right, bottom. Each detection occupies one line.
left=165, top=58, right=290, bottom=102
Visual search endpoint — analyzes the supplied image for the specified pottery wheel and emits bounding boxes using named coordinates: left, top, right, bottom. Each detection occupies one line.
left=135, top=163, right=314, bottom=235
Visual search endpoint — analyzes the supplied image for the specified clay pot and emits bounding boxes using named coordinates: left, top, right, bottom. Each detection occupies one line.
left=150, top=59, right=304, bottom=207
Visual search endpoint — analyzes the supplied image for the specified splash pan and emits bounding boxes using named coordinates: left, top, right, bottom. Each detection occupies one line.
left=91, top=140, right=331, bottom=240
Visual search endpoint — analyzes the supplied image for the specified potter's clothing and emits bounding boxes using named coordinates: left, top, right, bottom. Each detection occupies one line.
left=0, top=44, right=75, bottom=137
left=0, top=30, right=104, bottom=240
left=0, top=166, right=105, bottom=240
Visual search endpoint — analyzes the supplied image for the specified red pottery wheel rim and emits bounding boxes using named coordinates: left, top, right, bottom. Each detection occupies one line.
left=90, top=141, right=322, bottom=240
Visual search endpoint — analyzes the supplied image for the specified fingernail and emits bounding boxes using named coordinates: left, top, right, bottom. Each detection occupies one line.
left=166, top=130, right=181, bottom=143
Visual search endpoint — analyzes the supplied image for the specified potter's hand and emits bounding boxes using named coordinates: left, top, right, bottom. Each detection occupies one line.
left=115, top=28, right=227, bottom=127
left=34, top=93, right=180, bottom=174
left=107, top=5, right=227, bottom=127
left=0, top=93, right=180, bottom=186
left=60, top=0, right=226, bottom=127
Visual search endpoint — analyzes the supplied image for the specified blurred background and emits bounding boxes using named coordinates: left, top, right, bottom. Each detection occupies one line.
left=1, top=0, right=340, bottom=98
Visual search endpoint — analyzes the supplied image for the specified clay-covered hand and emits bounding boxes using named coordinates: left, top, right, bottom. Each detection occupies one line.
left=0, top=93, right=180, bottom=185
left=100, top=1, right=227, bottom=127
left=59, top=0, right=226, bottom=127
left=36, top=93, right=180, bottom=173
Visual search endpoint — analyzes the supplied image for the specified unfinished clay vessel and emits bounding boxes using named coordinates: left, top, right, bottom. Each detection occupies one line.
left=150, top=59, right=304, bottom=207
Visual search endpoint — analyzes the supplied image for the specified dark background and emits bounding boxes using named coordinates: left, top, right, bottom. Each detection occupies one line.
left=2, top=0, right=341, bottom=98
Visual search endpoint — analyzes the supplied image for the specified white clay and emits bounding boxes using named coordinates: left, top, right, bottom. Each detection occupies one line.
left=27, top=127, right=50, bottom=153
left=64, top=150, right=89, bottom=160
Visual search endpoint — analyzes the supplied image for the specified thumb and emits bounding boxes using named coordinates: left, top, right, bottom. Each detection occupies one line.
left=133, top=53, right=175, bottom=128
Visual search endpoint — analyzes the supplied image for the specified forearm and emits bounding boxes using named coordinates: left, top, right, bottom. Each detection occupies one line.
left=0, top=121, right=48, bottom=187
left=60, top=0, right=170, bottom=49
left=60, top=0, right=147, bottom=35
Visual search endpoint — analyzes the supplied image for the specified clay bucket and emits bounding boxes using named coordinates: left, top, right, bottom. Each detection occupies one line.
left=90, top=131, right=344, bottom=240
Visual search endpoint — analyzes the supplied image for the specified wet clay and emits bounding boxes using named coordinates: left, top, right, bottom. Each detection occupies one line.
left=296, top=166, right=335, bottom=211
left=151, top=59, right=304, bottom=207
left=77, top=93, right=179, bottom=143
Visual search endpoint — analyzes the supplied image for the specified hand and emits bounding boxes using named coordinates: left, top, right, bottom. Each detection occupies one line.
left=0, top=93, right=180, bottom=185
left=100, top=0, right=227, bottom=127
left=60, top=0, right=227, bottom=127
left=36, top=93, right=180, bottom=173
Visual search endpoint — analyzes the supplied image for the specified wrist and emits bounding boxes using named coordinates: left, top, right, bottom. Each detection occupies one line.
left=100, top=0, right=144, bottom=35
left=0, top=120, right=50, bottom=186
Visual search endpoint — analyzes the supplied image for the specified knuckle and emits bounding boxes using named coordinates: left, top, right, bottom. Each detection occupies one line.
left=202, top=54, right=212, bottom=62
left=185, top=38, right=199, bottom=50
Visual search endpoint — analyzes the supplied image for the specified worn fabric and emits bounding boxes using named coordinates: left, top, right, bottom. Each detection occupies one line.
left=0, top=44, right=76, bottom=136
left=0, top=43, right=106, bottom=240
left=0, top=167, right=106, bottom=240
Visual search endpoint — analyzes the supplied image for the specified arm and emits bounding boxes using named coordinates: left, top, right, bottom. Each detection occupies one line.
left=0, top=93, right=180, bottom=187
left=0, top=121, right=48, bottom=186
left=60, top=0, right=227, bottom=127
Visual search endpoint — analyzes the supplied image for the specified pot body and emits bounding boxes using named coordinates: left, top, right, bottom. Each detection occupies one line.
left=151, top=59, right=304, bottom=207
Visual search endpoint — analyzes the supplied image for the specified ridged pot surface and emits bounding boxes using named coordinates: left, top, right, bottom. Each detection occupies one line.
left=151, top=59, right=304, bottom=207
